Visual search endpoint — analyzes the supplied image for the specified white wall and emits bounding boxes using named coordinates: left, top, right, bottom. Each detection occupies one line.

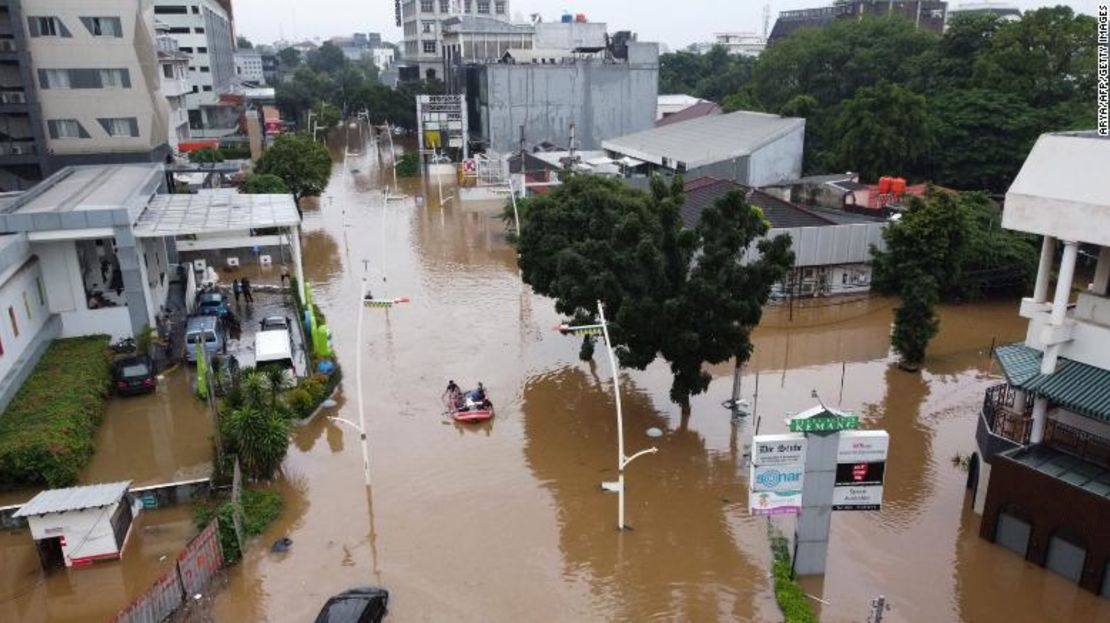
left=0, top=258, right=50, bottom=384
left=26, top=501, right=124, bottom=565
left=748, top=123, right=805, bottom=187
left=34, top=240, right=133, bottom=340
left=1025, top=310, right=1110, bottom=372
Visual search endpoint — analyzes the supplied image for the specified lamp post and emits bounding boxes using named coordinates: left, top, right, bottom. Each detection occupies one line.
left=328, top=277, right=373, bottom=486
left=556, top=301, right=658, bottom=530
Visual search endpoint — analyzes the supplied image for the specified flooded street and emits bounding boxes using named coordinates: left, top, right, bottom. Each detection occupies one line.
left=201, top=127, right=1110, bottom=622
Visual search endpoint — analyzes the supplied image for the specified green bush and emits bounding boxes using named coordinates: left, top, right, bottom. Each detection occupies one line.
left=768, top=528, right=817, bottom=623
left=193, top=487, right=282, bottom=564
left=395, top=152, right=420, bottom=177
left=286, top=388, right=314, bottom=418
left=0, top=336, right=111, bottom=488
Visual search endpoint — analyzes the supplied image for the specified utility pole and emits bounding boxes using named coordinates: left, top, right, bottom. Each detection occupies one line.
left=868, top=595, right=889, bottom=623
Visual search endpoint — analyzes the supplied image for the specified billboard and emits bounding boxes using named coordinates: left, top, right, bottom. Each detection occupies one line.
left=752, top=464, right=805, bottom=493
left=833, top=430, right=889, bottom=511
left=752, top=433, right=806, bottom=466
left=750, top=490, right=803, bottom=516
left=749, top=433, right=805, bottom=516
left=833, top=485, right=884, bottom=511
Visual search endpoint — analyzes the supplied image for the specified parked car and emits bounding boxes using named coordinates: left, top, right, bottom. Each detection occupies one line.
left=112, top=355, right=156, bottom=396
left=315, top=587, right=389, bottom=623
left=185, top=315, right=226, bottom=363
left=197, top=291, right=230, bottom=318
left=255, top=324, right=296, bottom=383
left=259, top=316, right=291, bottom=332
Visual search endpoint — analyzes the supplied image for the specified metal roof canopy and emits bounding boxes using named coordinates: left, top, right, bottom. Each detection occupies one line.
left=14, top=481, right=131, bottom=517
left=133, top=191, right=300, bottom=239
left=995, top=344, right=1110, bottom=422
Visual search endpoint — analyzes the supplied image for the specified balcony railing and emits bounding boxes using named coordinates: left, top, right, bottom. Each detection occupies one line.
left=0, top=141, right=36, bottom=156
left=1044, top=420, right=1110, bottom=469
left=983, top=383, right=1033, bottom=445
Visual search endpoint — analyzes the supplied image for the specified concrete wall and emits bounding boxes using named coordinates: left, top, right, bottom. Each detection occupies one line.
left=28, top=0, right=171, bottom=162
left=748, top=123, right=805, bottom=187
left=35, top=239, right=134, bottom=340
left=533, top=22, right=608, bottom=50
left=478, top=43, right=658, bottom=153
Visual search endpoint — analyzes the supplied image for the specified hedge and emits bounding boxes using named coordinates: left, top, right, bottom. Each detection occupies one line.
left=0, top=336, right=111, bottom=489
left=769, top=526, right=817, bottom=623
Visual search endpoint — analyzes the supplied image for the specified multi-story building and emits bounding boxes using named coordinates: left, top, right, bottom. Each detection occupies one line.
left=769, top=0, right=947, bottom=43
left=7, top=0, right=173, bottom=185
left=969, top=131, right=1110, bottom=597
left=690, top=32, right=767, bottom=57
left=234, top=48, right=263, bottom=84
left=400, top=0, right=511, bottom=81
left=152, top=1, right=235, bottom=136
left=0, top=0, right=51, bottom=191
left=156, top=30, right=191, bottom=150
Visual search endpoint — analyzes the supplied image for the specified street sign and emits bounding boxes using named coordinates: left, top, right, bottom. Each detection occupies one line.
left=833, top=430, right=889, bottom=511
left=789, top=415, right=859, bottom=433
left=752, top=464, right=805, bottom=493
left=833, top=485, right=885, bottom=511
left=750, top=489, right=803, bottom=516
left=752, top=433, right=806, bottom=466
left=837, top=430, right=889, bottom=462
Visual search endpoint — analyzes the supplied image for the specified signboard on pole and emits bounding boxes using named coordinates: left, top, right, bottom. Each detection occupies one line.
left=787, top=404, right=860, bottom=433
left=749, top=433, right=806, bottom=516
left=833, top=430, right=889, bottom=511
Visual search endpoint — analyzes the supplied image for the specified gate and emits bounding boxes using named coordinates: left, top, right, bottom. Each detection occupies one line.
left=1045, top=535, right=1086, bottom=583
left=995, top=512, right=1031, bottom=558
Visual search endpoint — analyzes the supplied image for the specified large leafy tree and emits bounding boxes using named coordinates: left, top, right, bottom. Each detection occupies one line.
left=224, top=371, right=291, bottom=480
left=833, top=82, right=933, bottom=181
left=890, top=270, right=940, bottom=371
left=516, top=174, right=792, bottom=407
left=255, top=133, right=332, bottom=202
left=305, top=42, right=348, bottom=75
left=241, top=173, right=289, bottom=194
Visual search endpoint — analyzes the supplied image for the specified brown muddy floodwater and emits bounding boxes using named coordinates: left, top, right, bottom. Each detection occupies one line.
left=206, top=128, right=1110, bottom=622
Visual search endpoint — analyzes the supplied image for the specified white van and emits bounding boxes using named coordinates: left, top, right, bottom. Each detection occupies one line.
left=254, top=326, right=296, bottom=381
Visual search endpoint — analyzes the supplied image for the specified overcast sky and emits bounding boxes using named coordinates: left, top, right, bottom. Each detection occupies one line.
left=232, top=0, right=1102, bottom=50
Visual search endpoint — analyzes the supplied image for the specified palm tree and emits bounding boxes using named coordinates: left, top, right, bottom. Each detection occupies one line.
left=264, top=366, right=291, bottom=411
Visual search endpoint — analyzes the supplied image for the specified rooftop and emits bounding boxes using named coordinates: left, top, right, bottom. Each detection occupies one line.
left=996, top=343, right=1110, bottom=422
left=14, top=481, right=131, bottom=517
left=682, top=177, right=878, bottom=230
left=602, top=110, right=805, bottom=170
left=133, top=190, right=300, bottom=238
left=2, top=165, right=161, bottom=216
left=656, top=101, right=722, bottom=128
left=443, top=15, right=534, bottom=34
left=1004, top=444, right=1110, bottom=499
left=1004, top=131, right=1110, bottom=248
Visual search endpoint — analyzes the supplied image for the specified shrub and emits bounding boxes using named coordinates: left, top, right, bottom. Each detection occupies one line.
left=193, top=487, right=282, bottom=564
left=768, top=527, right=817, bottom=623
left=286, top=388, right=314, bottom=418
left=0, top=336, right=111, bottom=488
left=226, top=406, right=290, bottom=480
left=395, top=152, right=420, bottom=177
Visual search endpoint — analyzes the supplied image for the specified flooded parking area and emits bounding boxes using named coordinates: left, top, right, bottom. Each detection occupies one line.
left=207, top=129, right=1110, bottom=622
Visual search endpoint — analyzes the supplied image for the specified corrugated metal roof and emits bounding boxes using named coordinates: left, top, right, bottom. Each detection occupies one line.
left=14, top=481, right=131, bottom=517
left=995, top=344, right=1110, bottom=422
left=682, top=177, right=834, bottom=230
left=602, top=110, right=805, bottom=170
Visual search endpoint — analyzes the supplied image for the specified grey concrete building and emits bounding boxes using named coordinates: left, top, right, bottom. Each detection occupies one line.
left=769, top=0, right=948, bottom=43
left=602, top=110, right=805, bottom=188
left=462, top=41, right=659, bottom=154
left=400, top=0, right=512, bottom=81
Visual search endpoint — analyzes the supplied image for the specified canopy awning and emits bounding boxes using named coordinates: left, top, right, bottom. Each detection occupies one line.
left=995, top=344, right=1110, bottom=422
left=133, top=191, right=300, bottom=238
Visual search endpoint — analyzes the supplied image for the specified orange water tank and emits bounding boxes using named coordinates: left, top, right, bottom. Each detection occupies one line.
left=878, top=176, right=892, bottom=194
left=891, top=177, right=907, bottom=196
left=575, top=13, right=587, bottom=22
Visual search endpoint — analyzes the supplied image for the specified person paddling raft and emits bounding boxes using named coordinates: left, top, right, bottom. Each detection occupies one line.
left=442, top=380, right=462, bottom=409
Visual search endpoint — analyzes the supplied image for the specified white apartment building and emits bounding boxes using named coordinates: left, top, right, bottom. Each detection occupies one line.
left=691, top=32, right=767, bottom=57
left=234, top=49, right=264, bottom=85
left=21, top=0, right=172, bottom=168
left=152, top=1, right=235, bottom=135
left=157, top=31, right=191, bottom=150
left=401, top=0, right=511, bottom=80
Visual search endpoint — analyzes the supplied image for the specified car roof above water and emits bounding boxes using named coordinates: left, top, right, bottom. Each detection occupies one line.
left=186, top=315, right=218, bottom=332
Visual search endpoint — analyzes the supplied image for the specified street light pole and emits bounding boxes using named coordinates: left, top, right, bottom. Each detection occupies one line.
left=330, top=277, right=373, bottom=487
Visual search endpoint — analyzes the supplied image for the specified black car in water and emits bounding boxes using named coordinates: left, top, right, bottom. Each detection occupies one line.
left=112, top=355, right=156, bottom=396
left=314, top=587, right=389, bottom=623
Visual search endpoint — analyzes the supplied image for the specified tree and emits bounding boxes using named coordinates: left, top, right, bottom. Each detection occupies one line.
left=832, top=82, right=933, bottom=181
left=188, top=148, right=224, bottom=167
left=241, top=173, right=289, bottom=194
left=395, top=152, right=420, bottom=177
left=276, top=46, right=301, bottom=69
left=255, top=133, right=332, bottom=202
left=929, top=89, right=1041, bottom=192
left=516, top=174, right=793, bottom=407
left=891, top=270, right=940, bottom=371
left=236, top=35, right=253, bottom=49
left=224, top=370, right=291, bottom=480
left=306, top=42, right=348, bottom=75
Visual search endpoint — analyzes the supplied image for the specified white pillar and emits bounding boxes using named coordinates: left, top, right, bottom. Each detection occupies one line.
left=1042, top=241, right=1078, bottom=374
left=1033, top=236, right=1056, bottom=303
left=1029, top=397, right=1049, bottom=444
left=1093, top=246, right=1110, bottom=296
left=291, top=225, right=306, bottom=305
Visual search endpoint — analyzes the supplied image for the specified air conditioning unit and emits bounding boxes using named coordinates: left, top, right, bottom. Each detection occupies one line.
left=192, top=259, right=207, bottom=272
left=9, top=144, right=23, bottom=155
left=226, top=256, right=239, bottom=267
left=8, top=92, right=25, bottom=103
left=258, top=254, right=273, bottom=267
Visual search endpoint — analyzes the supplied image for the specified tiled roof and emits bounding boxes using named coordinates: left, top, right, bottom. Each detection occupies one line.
left=995, top=344, right=1110, bottom=422
left=681, top=177, right=834, bottom=230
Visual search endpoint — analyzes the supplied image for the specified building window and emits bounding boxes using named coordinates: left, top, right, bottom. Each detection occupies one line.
left=163, top=64, right=175, bottom=79
left=154, top=5, right=188, bottom=14
left=98, top=117, right=139, bottom=138
left=40, top=69, right=70, bottom=89
left=200, top=66, right=210, bottom=73
left=81, top=17, right=122, bottom=38
left=477, top=0, right=490, bottom=14
left=8, top=307, right=17, bottom=338
left=99, top=68, right=128, bottom=88
left=194, top=27, right=205, bottom=34
left=35, top=277, right=44, bottom=306
left=423, top=40, right=436, bottom=54
left=421, top=0, right=434, bottom=12
left=422, top=21, right=434, bottom=33
left=192, top=6, right=200, bottom=14
left=495, top=1, right=505, bottom=14
left=47, top=119, right=87, bottom=139
left=198, top=46, right=207, bottom=53
left=22, top=292, right=30, bottom=320
left=179, top=46, right=194, bottom=53
left=202, top=85, right=212, bottom=91
left=192, top=85, right=199, bottom=93
left=167, top=27, right=190, bottom=34
left=439, top=0, right=449, bottom=12
left=465, top=0, right=473, bottom=11
left=28, top=16, right=70, bottom=37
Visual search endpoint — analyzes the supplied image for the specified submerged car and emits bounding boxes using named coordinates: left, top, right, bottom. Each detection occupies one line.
left=112, top=355, right=156, bottom=396
left=314, top=587, right=389, bottom=623
left=197, top=291, right=230, bottom=318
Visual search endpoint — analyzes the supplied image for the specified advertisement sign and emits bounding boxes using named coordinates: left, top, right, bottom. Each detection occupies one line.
left=790, top=415, right=859, bottom=433
left=835, top=461, right=886, bottom=487
left=832, top=485, right=884, bottom=511
left=752, top=433, right=806, bottom=466
left=752, top=464, right=805, bottom=493
left=837, top=430, right=890, bottom=463
left=750, top=489, right=803, bottom=516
